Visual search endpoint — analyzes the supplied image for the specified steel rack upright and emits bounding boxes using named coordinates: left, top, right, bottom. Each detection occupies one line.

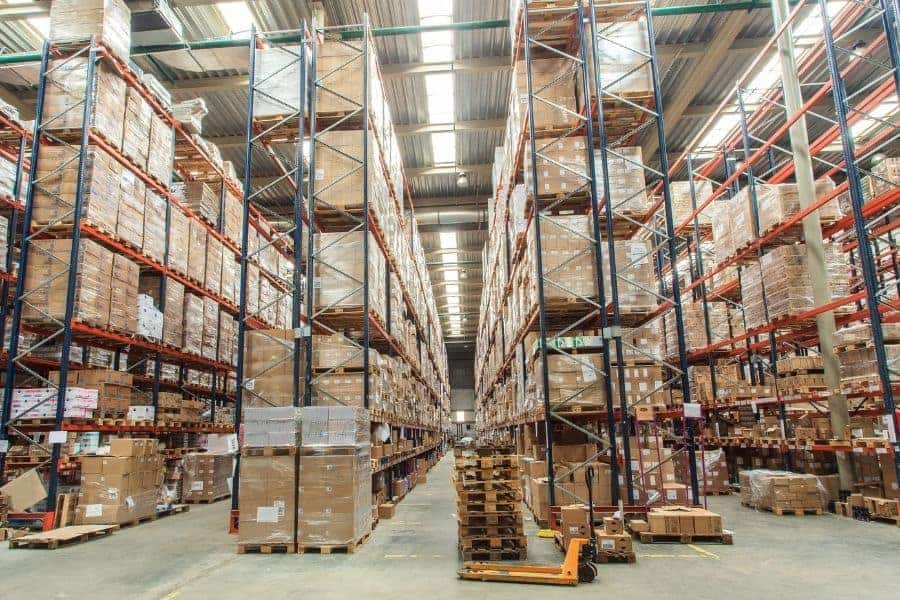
left=231, top=24, right=313, bottom=532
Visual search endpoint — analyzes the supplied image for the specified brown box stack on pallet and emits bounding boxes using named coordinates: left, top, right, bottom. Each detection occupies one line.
left=834, top=322, right=900, bottom=394
left=238, top=406, right=303, bottom=551
left=139, top=275, right=185, bottom=348
left=182, top=453, right=232, bottom=503
left=666, top=301, right=730, bottom=354
left=594, top=146, right=649, bottom=217
left=669, top=180, right=714, bottom=228
left=776, top=355, right=827, bottom=397
left=298, top=407, right=371, bottom=550
left=242, top=329, right=306, bottom=407
left=739, top=470, right=826, bottom=514
left=528, top=443, right=612, bottom=525
left=741, top=243, right=850, bottom=329
left=645, top=506, right=725, bottom=537
left=674, top=448, right=731, bottom=494
left=48, top=369, right=132, bottom=418
left=515, top=58, right=577, bottom=130
left=75, top=438, right=163, bottom=525
left=23, top=238, right=114, bottom=330
left=314, top=232, right=387, bottom=321
left=49, top=0, right=131, bottom=62
left=454, top=447, right=527, bottom=561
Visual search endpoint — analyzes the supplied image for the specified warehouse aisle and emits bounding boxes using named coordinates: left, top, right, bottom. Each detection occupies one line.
left=2, top=453, right=899, bottom=599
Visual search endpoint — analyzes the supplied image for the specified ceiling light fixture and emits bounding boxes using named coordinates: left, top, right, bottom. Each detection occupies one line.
left=456, top=172, right=469, bottom=188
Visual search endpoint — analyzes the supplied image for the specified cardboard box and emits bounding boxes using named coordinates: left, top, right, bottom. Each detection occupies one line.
left=378, top=502, right=395, bottom=519
left=238, top=451, right=297, bottom=545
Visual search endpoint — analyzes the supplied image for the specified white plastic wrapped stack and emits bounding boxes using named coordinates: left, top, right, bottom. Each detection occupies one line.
left=136, top=294, right=164, bottom=341
left=300, top=406, right=369, bottom=447
left=172, top=98, right=208, bottom=134
left=243, top=406, right=303, bottom=447
left=10, top=387, right=99, bottom=419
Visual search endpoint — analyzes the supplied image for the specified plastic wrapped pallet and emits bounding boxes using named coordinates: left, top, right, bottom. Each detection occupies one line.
left=23, top=238, right=112, bottom=328
left=44, top=57, right=126, bottom=147
left=299, top=406, right=369, bottom=448
left=670, top=180, right=714, bottom=228
left=243, top=406, right=303, bottom=448
left=117, top=169, right=146, bottom=249
left=601, top=239, right=657, bottom=312
left=181, top=293, right=204, bottom=355
left=315, top=40, right=378, bottom=115
left=243, top=329, right=306, bottom=407
left=582, top=19, right=652, bottom=98
left=312, top=372, right=382, bottom=408
left=757, top=179, right=841, bottom=234
left=142, top=189, right=167, bottom=264
left=168, top=207, right=190, bottom=276
left=33, top=146, right=120, bottom=237
left=220, top=186, right=242, bottom=249
left=139, top=275, right=185, bottom=349
left=313, top=129, right=389, bottom=212
left=175, top=181, right=220, bottom=226
left=238, top=448, right=297, bottom=546
left=50, top=369, right=132, bottom=417
left=298, top=444, right=372, bottom=547
left=136, top=293, right=163, bottom=341
left=141, top=73, right=172, bottom=110
left=121, top=87, right=152, bottom=168
left=665, top=301, right=730, bottom=354
left=759, top=243, right=849, bottom=324
left=312, top=333, right=378, bottom=370
left=49, top=0, right=131, bottom=62
left=204, top=235, right=223, bottom=296
left=314, top=232, right=387, bottom=318
left=0, top=155, right=17, bottom=199
left=109, top=254, right=139, bottom=334
left=182, top=453, right=232, bottom=503
left=0, top=214, right=8, bottom=272
left=739, top=469, right=826, bottom=513
left=514, top=58, right=578, bottom=130
left=172, top=98, right=207, bottom=135
left=217, top=311, right=236, bottom=366
left=246, top=262, right=260, bottom=315
left=147, top=115, right=174, bottom=184
left=525, top=214, right=597, bottom=302
left=201, top=297, right=219, bottom=360
left=221, top=254, right=238, bottom=305
left=523, top=136, right=590, bottom=197
left=531, top=353, right=604, bottom=409
left=253, top=45, right=303, bottom=119
left=187, top=218, right=207, bottom=284
left=593, top=146, right=648, bottom=216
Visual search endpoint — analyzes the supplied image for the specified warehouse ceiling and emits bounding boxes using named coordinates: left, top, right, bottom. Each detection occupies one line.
left=0, top=0, right=886, bottom=352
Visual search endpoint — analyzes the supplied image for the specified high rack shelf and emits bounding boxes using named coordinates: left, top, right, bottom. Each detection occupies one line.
left=474, top=0, right=701, bottom=518
left=230, top=18, right=450, bottom=535
left=639, top=0, right=899, bottom=491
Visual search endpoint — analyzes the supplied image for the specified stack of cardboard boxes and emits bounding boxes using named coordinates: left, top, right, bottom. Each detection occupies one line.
left=641, top=505, right=725, bottom=539
left=181, top=453, right=232, bottom=503
left=75, top=438, right=163, bottom=525
left=455, top=447, right=527, bottom=561
left=739, top=470, right=826, bottom=514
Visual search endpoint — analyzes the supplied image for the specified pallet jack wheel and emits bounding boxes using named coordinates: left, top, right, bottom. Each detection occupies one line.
left=577, top=561, right=597, bottom=583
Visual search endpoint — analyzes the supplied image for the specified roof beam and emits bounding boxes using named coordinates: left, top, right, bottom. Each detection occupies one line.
left=0, top=5, right=48, bottom=21
left=643, top=11, right=750, bottom=161
left=410, top=195, right=487, bottom=208
left=407, top=163, right=492, bottom=177
left=168, top=75, right=250, bottom=94
left=381, top=56, right=509, bottom=77
left=396, top=119, right=505, bottom=135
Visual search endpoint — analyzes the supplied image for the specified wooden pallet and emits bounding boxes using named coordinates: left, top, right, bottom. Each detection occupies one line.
left=297, top=532, right=370, bottom=555
left=456, top=490, right=523, bottom=502
left=457, top=513, right=524, bottom=527
left=459, top=547, right=528, bottom=561
left=634, top=529, right=734, bottom=545
left=453, top=478, right=520, bottom=492
left=157, top=504, right=191, bottom=519
left=459, top=524, right=525, bottom=537
left=457, top=502, right=520, bottom=514
left=242, top=446, right=297, bottom=457
left=758, top=506, right=823, bottom=516
left=459, top=535, right=528, bottom=551
left=184, top=493, right=231, bottom=504
left=9, top=524, right=118, bottom=549
left=237, top=542, right=297, bottom=554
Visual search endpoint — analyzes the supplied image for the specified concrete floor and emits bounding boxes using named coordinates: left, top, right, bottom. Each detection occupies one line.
left=1, top=453, right=898, bottom=599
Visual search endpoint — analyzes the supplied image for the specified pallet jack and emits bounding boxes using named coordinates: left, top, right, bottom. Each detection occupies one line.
left=458, top=467, right=599, bottom=586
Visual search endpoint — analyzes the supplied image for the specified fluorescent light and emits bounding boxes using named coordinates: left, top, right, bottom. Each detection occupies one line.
left=448, top=305, right=460, bottom=314
left=445, top=270, right=459, bottom=281
left=446, top=284, right=459, bottom=294
left=441, top=252, right=458, bottom=264
left=455, top=410, right=466, bottom=423
left=440, top=232, right=457, bottom=249
left=447, top=296, right=460, bottom=306
left=425, top=73, right=455, bottom=124
left=217, top=1, right=256, bottom=36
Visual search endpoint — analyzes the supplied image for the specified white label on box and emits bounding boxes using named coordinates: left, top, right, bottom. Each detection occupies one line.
left=567, top=526, right=580, bottom=535
left=876, top=447, right=887, bottom=455
left=125, top=496, right=135, bottom=509
left=225, top=434, right=239, bottom=454
left=257, top=507, right=279, bottom=523
left=244, top=379, right=255, bottom=391
left=85, top=504, right=103, bottom=517
left=108, top=488, right=119, bottom=501
left=683, top=403, right=701, bottom=419
left=48, top=430, right=68, bottom=444
left=666, top=489, right=677, bottom=500
left=581, top=363, right=597, bottom=383
left=600, top=539, right=615, bottom=550
left=883, top=415, right=897, bottom=442
left=0, top=440, right=9, bottom=453
left=315, top=168, right=325, bottom=181
left=274, top=500, right=286, bottom=517
left=191, top=481, right=204, bottom=491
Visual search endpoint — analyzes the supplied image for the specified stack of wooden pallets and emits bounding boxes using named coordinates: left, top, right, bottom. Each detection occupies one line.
left=454, top=446, right=527, bottom=561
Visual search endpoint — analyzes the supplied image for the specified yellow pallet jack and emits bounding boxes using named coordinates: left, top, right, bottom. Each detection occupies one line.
left=458, top=467, right=599, bottom=586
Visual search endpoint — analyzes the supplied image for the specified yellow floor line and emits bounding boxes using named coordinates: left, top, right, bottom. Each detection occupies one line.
left=687, top=544, right=720, bottom=559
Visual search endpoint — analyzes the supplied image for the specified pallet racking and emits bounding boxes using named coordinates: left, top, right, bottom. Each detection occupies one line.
left=645, top=0, right=899, bottom=491
left=230, top=18, right=450, bottom=536
left=474, top=0, right=701, bottom=516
